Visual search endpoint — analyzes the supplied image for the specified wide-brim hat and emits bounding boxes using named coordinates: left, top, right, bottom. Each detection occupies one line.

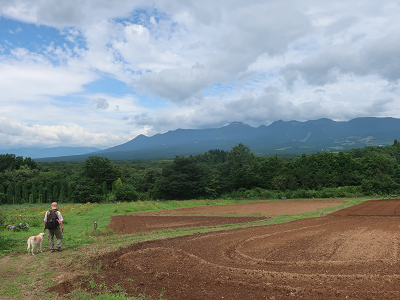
left=51, top=202, right=58, bottom=209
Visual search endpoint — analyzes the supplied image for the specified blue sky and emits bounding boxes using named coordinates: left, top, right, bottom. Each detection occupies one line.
left=1, top=0, right=400, bottom=149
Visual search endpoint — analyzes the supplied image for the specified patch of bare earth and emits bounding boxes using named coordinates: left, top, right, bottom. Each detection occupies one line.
left=137, top=200, right=345, bottom=216
left=47, top=200, right=400, bottom=299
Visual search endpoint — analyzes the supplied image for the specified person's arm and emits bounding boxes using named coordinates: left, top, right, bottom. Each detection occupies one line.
left=58, top=211, right=64, bottom=231
left=43, top=212, right=47, bottom=230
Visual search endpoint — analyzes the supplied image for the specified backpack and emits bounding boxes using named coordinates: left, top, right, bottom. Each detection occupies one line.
left=46, top=210, right=59, bottom=229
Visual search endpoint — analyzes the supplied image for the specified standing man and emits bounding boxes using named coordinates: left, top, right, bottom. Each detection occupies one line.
left=44, top=202, right=64, bottom=252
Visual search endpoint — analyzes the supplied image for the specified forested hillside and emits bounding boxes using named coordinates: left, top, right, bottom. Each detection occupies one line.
left=1, top=141, right=400, bottom=204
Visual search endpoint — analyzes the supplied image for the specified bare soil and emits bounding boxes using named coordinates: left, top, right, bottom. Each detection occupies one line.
left=137, top=200, right=345, bottom=216
left=49, top=199, right=400, bottom=299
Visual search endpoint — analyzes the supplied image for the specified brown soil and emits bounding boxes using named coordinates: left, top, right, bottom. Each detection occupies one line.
left=331, top=199, right=400, bottom=216
left=137, top=200, right=345, bottom=216
left=49, top=199, right=400, bottom=299
left=109, top=215, right=270, bottom=234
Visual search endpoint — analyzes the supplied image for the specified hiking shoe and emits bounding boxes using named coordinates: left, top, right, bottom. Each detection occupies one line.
left=50, top=249, right=56, bottom=252
left=56, top=248, right=61, bottom=252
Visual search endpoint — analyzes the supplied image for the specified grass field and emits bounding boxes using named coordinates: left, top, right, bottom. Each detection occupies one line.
left=0, top=198, right=372, bottom=299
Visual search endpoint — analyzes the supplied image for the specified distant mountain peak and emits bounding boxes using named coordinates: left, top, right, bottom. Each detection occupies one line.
left=227, top=121, right=252, bottom=127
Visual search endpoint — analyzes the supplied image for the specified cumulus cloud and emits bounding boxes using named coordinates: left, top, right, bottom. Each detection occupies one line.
left=134, top=66, right=226, bottom=103
left=132, top=1, right=311, bottom=102
left=367, top=98, right=395, bottom=114
left=90, top=97, right=109, bottom=109
left=0, top=48, right=97, bottom=101
left=282, top=34, right=400, bottom=87
left=0, top=116, right=123, bottom=149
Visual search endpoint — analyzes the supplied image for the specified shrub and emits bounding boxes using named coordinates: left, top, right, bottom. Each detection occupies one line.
left=114, top=184, right=139, bottom=202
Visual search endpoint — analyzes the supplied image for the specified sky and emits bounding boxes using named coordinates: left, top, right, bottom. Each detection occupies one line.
left=1, top=0, right=400, bottom=150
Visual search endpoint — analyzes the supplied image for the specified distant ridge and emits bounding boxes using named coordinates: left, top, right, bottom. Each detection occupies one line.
left=34, top=117, right=400, bottom=162
left=0, top=146, right=100, bottom=159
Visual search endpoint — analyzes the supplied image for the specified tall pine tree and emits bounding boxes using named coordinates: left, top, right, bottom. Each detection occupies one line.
left=31, top=184, right=38, bottom=203
left=53, top=185, right=59, bottom=202
left=14, top=183, right=21, bottom=204
left=7, top=185, right=13, bottom=204
left=60, top=185, right=66, bottom=203
left=103, top=181, right=108, bottom=195
left=68, top=183, right=72, bottom=202
left=22, top=184, right=29, bottom=204
left=38, top=185, right=44, bottom=203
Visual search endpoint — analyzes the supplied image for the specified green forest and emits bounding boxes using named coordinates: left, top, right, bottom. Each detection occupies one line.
left=1, top=140, right=400, bottom=204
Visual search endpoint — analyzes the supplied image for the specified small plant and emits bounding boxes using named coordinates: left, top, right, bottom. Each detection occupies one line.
left=89, top=279, right=97, bottom=289
left=114, top=202, right=121, bottom=213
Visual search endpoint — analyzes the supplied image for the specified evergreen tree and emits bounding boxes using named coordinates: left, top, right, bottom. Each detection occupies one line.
left=38, top=185, right=44, bottom=203
left=14, top=183, right=21, bottom=204
left=46, top=183, right=52, bottom=203
left=60, top=185, right=66, bottom=203
left=22, top=184, right=29, bottom=203
left=0, top=185, right=4, bottom=205
left=7, top=185, right=13, bottom=204
left=31, top=184, right=38, bottom=203
left=103, top=181, right=108, bottom=195
left=219, top=143, right=258, bottom=191
left=82, top=156, right=121, bottom=187
left=156, top=156, right=211, bottom=199
left=53, top=185, right=59, bottom=202
left=68, top=183, right=72, bottom=202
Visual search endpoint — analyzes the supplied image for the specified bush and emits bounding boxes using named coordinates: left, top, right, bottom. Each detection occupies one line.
left=114, top=184, right=139, bottom=201
left=137, top=191, right=150, bottom=201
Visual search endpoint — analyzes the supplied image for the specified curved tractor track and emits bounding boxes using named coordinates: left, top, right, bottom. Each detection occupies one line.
left=50, top=199, right=400, bottom=299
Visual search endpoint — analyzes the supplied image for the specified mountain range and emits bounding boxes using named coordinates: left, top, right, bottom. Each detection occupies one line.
left=10, top=117, right=400, bottom=162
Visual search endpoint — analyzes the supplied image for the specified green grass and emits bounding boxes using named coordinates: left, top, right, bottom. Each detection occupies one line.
left=0, top=197, right=376, bottom=299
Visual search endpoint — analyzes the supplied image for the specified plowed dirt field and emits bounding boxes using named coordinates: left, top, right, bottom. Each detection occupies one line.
left=50, top=199, right=400, bottom=299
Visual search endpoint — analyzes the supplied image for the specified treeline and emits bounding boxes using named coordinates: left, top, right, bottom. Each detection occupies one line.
left=1, top=141, right=400, bottom=204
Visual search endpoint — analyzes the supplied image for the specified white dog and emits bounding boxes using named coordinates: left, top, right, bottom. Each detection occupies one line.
left=27, top=232, right=46, bottom=255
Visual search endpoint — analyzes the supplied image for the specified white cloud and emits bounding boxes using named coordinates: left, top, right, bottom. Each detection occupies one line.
left=0, top=116, right=122, bottom=149
left=0, top=48, right=97, bottom=101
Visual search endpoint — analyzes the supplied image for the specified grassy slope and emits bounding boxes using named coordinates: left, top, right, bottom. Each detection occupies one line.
left=0, top=198, right=373, bottom=299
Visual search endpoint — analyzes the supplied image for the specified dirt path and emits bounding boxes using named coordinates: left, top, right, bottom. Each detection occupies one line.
left=49, top=199, right=400, bottom=299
